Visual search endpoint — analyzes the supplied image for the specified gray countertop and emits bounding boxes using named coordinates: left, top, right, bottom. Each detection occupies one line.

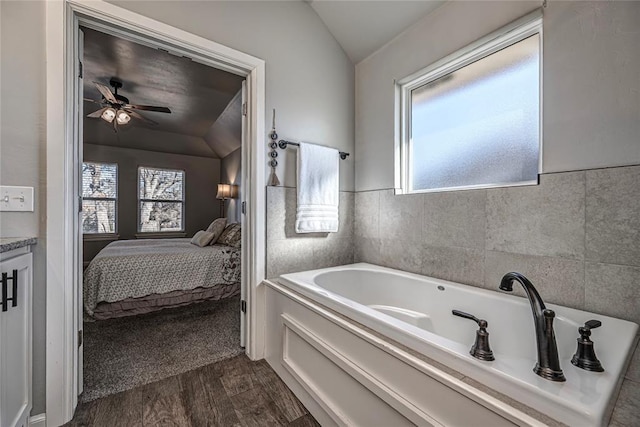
left=0, top=237, right=37, bottom=253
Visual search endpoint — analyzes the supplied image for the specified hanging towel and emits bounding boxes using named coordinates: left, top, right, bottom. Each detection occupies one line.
left=296, top=142, right=339, bottom=233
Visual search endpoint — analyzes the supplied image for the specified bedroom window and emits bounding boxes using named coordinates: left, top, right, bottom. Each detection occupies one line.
left=138, top=166, right=185, bottom=233
left=82, top=162, right=118, bottom=234
left=397, top=12, right=542, bottom=193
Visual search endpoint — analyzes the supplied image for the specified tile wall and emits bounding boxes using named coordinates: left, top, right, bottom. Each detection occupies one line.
left=266, top=186, right=354, bottom=278
left=266, top=167, right=639, bottom=424
left=354, top=165, right=640, bottom=326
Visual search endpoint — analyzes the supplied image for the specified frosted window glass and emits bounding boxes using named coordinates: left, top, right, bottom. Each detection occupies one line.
left=410, top=34, right=540, bottom=191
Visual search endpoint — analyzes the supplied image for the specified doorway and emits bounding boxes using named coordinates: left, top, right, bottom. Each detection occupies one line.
left=79, top=25, right=248, bottom=401
left=45, top=2, right=266, bottom=425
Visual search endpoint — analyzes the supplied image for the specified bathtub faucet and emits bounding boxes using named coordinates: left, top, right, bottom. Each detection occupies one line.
left=499, top=272, right=566, bottom=382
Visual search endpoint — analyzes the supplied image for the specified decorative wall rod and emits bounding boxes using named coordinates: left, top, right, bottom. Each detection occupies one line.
left=278, top=140, right=350, bottom=160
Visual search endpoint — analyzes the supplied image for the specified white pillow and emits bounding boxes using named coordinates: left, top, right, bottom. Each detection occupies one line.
left=190, top=230, right=215, bottom=247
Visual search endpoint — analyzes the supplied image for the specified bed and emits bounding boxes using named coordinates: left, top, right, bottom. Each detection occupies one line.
left=83, top=238, right=241, bottom=320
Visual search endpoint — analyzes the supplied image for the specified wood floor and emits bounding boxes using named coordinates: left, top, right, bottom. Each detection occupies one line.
left=66, top=355, right=320, bottom=427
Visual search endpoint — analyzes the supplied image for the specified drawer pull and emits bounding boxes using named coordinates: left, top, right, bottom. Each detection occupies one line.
left=1, top=269, right=18, bottom=312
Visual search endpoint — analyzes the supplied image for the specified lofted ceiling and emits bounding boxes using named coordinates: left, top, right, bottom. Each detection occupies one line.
left=82, top=27, right=244, bottom=158
left=82, top=2, right=447, bottom=157
left=308, top=0, right=446, bottom=64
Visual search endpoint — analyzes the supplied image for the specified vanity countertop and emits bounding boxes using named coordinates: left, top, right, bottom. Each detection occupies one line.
left=0, top=237, right=37, bottom=253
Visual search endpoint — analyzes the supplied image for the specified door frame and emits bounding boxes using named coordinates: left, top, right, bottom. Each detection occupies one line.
left=45, top=1, right=266, bottom=425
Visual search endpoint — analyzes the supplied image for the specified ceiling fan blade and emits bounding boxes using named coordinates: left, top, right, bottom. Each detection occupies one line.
left=126, top=105, right=171, bottom=114
left=125, top=109, right=159, bottom=126
left=87, top=107, right=108, bottom=118
left=93, top=82, right=118, bottom=103
left=84, top=98, right=102, bottom=104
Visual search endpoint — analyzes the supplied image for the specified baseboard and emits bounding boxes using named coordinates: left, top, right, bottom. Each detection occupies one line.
left=29, top=413, right=46, bottom=427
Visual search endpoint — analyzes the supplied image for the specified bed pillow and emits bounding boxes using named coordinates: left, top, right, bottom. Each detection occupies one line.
left=205, top=218, right=227, bottom=244
left=217, top=223, right=241, bottom=248
left=190, top=230, right=215, bottom=247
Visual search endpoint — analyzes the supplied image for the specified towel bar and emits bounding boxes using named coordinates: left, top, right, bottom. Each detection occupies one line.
left=278, top=140, right=350, bottom=160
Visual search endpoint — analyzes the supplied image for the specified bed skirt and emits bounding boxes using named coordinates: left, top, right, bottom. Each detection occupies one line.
left=89, top=282, right=240, bottom=320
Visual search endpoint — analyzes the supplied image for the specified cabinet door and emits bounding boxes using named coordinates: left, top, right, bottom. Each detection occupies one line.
left=0, top=253, right=32, bottom=427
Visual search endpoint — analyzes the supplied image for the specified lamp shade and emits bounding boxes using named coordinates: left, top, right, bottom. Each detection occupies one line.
left=116, top=110, right=131, bottom=125
left=216, top=184, right=230, bottom=199
left=101, top=108, right=116, bottom=123
left=216, top=184, right=238, bottom=200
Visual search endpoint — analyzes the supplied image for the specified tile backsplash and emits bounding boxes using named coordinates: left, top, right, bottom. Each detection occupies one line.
left=353, top=164, right=640, bottom=326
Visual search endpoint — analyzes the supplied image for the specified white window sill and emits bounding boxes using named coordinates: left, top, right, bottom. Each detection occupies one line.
left=83, top=234, right=120, bottom=242
left=135, top=232, right=187, bottom=239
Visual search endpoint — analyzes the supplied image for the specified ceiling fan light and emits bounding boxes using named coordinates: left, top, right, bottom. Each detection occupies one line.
left=101, top=108, right=116, bottom=123
left=116, top=110, right=131, bottom=125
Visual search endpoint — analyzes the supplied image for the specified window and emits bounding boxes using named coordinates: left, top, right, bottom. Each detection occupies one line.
left=138, top=166, right=185, bottom=232
left=82, top=162, right=118, bottom=234
left=397, top=12, right=541, bottom=193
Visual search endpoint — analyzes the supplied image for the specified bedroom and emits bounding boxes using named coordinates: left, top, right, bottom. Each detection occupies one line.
left=79, top=26, right=246, bottom=401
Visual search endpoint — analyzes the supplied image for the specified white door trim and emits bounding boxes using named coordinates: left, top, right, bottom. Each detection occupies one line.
left=45, top=1, right=266, bottom=425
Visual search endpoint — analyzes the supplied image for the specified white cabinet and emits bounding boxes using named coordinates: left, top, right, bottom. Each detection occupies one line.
left=0, top=252, right=32, bottom=427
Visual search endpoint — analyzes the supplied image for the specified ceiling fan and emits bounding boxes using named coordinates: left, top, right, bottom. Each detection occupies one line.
left=85, top=78, right=171, bottom=131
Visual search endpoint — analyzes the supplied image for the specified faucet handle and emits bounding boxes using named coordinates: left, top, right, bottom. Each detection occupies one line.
left=577, top=319, right=602, bottom=339
left=452, top=310, right=485, bottom=327
left=452, top=310, right=494, bottom=361
left=572, top=320, right=604, bottom=372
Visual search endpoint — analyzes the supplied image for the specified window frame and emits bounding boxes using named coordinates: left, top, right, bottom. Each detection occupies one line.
left=137, top=165, right=186, bottom=233
left=395, top=10, right=543, bottom=194
left=81, top=161, right=119, bottom=236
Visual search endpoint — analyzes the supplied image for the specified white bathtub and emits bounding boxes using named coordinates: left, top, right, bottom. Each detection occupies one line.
left=275, top=263, right=638, bottom=426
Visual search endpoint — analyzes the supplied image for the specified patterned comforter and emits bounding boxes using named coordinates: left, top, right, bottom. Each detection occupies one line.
left=83, top=239, right=241, bottom=317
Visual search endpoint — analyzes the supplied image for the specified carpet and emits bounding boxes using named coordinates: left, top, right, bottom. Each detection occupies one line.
left=82, top=295, right=243, bottom=402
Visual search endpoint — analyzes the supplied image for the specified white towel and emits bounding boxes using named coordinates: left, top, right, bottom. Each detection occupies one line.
left=296, top=142, right=339, bottom=233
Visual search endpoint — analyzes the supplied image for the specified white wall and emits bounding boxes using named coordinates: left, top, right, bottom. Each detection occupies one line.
left=109, top=0, right=355, bottom=191
left=0, top=0, right=47, bottom=415
left=355, top=0, right=640, bottom=191
left=1, top=0, right=354, bottom=416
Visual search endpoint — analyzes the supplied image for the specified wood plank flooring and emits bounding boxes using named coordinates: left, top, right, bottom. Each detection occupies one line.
left=66, top=355, right=320, bottom=427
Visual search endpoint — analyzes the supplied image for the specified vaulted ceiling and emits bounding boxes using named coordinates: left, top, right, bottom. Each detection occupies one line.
left=82, top=2, right=446, bottom=157
left=308, top=0, right=445, bottom=63
left=82, top=27, right=244, bottom=159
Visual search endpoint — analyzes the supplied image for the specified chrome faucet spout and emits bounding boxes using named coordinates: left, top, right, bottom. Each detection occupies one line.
left=500, top=272, right=566, bottom=382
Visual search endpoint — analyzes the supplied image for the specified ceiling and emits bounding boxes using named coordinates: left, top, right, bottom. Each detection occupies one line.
left=308, top=0, right=446, bottom=64
left=81, top=2, right=446, bottom=156
left=82, top=27, right=244, bottom=158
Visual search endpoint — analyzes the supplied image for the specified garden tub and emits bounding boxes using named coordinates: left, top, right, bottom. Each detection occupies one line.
left=271, top=263, right=638, bottom=426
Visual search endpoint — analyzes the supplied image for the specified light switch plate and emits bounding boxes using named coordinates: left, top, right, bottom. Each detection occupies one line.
left=0, top=186, right=35, bottom=212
